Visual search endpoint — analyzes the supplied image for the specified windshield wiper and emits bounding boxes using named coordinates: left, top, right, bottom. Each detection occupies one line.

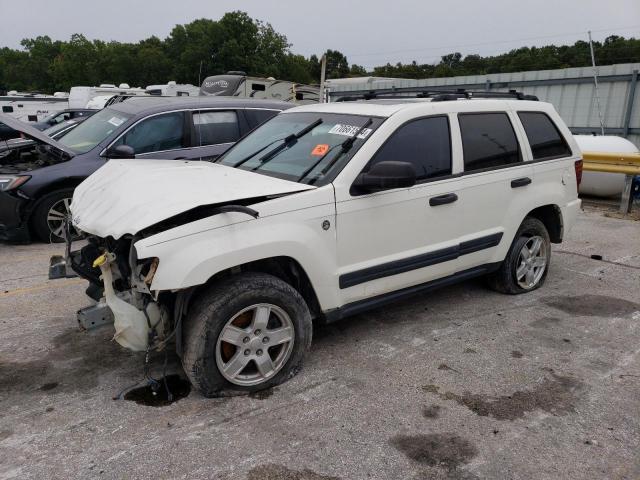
left=297, top=118, right=373, bottom=183
left=251, top=119, right=323, bottom=171
left=228, top=137, right=286, bottom=168
left=230, top=119, right=323, bottom=169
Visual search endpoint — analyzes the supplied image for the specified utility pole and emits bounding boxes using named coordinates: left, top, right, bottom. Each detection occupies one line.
left=319, top=54, right=327, bottom=103
left=588, top=31, right=606, bottom=136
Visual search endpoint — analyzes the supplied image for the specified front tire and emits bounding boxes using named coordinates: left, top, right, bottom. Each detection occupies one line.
left=182, top=272, right=312, bottom=396
left=31, top=189, right=77, bottom=243
left=487, top=217, right=551, bottom=294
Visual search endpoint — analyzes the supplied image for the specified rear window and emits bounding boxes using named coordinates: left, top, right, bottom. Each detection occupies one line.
left=193, top=110, right=240, bottom=146
left=244, top=109, right=280, bottom=129
left=459, top=113, right=521, bottom=171
left=518, top=112, right=572, bottom=160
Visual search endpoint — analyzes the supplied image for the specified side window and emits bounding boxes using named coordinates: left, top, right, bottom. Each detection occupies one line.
left=367, top=116, right=452, bottom=181
left=2, top=106, right=13, bottom=113
left=118, top=112, right=186, bottom=154
left=244, top=109, right=280, bottom=129
left=459, top=113, right=520, bottom=171
left=193, top=110, right=240, bottom=146
left=518, top=112, right=572, bottom=160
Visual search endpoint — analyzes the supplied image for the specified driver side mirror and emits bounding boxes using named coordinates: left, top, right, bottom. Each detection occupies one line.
left=105, top=145, right=136, bottom=159
left=351, top=161, right=417, bottom=194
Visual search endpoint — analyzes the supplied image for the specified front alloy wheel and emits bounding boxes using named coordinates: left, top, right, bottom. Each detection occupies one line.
left=182, top=272, right=312, bottom=396
left=31, top=189, right=80, bottom=243
left=216, top=304, right=295, bottom=386
left=47, top=197, right=72, bottom=241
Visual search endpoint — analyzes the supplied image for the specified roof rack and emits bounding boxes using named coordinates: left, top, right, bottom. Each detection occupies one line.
left=335, top=88, right=538, bottom=102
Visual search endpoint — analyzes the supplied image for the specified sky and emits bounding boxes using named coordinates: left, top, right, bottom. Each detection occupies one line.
left=0, top=0, right=638, bottom=69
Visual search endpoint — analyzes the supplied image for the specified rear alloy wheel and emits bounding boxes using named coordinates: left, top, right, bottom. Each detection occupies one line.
left=182, top=273, right=312, bottom=396
left=31, top=189, right=80, bottom=243
left=487, top=217, right=551, bottom=294
left=515, top=236, right=547, bottom=289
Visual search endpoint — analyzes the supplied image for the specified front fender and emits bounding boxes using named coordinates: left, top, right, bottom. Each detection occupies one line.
left=134, top=188, right=338, bottom=310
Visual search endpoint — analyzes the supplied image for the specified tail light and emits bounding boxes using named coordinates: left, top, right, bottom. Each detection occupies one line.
left=574, top=159, right=583, bottom=192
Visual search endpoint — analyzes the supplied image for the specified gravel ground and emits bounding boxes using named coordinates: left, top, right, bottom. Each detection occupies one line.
left=0, top=205, right=639, bottom=480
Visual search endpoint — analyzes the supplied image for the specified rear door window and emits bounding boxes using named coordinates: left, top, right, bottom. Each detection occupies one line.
left=193, top=110, right=240, bottom=146
left=366, top=116, right=452, bottom=181
left=117, top=112, right=186, bottom=154
left=243, top=109, right=280, bottom=129
left=459, top=113, right=521, bottom=171
left=518, top=112, right=572, bottom=159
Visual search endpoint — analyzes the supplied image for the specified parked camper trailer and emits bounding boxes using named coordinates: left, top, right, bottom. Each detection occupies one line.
left=68, top=84, right=146, bottom=109
left=145, top=81, right=200, bottom=97
left=0, top=91, right=69, bottom=123
left=200, top=72, right=320, bottom=104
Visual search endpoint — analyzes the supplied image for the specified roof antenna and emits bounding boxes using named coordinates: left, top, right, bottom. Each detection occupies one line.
left=197, top=60, right=204, bottom=158
left=588, top=30, right=606, bottom=136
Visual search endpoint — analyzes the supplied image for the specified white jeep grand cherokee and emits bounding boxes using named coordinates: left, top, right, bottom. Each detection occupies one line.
left=63, top=93, right=582, bottom=395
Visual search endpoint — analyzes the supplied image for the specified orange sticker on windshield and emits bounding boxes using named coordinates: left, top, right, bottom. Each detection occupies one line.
left=311, top=144, right=329, bottom=156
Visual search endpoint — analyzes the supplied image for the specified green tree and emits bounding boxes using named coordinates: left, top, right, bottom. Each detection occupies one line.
left=349, top=64, right=368, bottom=76
left=0, top=15, right=638, bottom=93
left=50, top=34, right=100, bottom=89
left=324, top=49, right=350, bottom=79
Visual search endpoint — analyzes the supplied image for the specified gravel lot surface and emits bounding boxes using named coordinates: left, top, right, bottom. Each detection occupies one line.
left=1, top=205, right=639, bottom=480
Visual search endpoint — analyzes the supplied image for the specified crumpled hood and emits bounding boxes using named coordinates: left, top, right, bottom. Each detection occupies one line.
left=71, top=159, right=315, bottom=239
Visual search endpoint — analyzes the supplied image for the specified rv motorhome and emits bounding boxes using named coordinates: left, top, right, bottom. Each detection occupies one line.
left=200, top=72, right=320, bottom=104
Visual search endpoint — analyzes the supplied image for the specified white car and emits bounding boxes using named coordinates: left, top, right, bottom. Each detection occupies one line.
left=61, top=91, right=583, bottom=395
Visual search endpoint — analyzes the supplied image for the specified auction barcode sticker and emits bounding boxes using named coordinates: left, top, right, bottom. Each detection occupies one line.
left=108, top=117, right=125, bottom=127
left=328, top=124, right=372, bottom=139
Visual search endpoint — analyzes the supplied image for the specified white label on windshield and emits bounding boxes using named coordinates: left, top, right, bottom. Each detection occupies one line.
left=328, top=124, right=372, bottom=139
left=107, top=117, right=125, bottom=127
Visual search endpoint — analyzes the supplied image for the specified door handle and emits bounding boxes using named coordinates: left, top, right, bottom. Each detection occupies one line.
left=511, top=177, right=532, bottom=188
left=429, top=193, right=458, bottom=207
left=173, top=156, right=187, bottom=160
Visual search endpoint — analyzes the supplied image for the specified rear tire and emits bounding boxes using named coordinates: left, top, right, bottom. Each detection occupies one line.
left=487, top=217, right=551, bottom=295
left=182, top=272, right=312, bottom=397
left=31, top=189, right=76, bottom=243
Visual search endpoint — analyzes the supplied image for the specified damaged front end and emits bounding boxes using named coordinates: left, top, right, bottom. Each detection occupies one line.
left=51, top=225, right=171, bottom=352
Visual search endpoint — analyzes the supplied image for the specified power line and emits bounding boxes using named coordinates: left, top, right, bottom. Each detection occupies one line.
left=347, top=25, right=640, bottom=60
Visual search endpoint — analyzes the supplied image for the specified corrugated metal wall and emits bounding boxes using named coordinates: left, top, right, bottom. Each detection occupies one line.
left=327, top=63, right=640, bottom=148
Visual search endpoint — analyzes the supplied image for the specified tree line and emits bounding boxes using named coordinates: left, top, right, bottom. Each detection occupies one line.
left=0, top=10, right=638, bottom=93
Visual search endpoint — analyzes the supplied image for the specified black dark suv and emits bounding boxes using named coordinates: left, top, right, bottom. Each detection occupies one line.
left=0, top=97, right=291, bottom=243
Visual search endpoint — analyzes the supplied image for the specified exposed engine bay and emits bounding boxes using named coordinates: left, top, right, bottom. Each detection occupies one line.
left=0, top=141, right=71, bottom=173
left=64, top=232, right=172, bottom=353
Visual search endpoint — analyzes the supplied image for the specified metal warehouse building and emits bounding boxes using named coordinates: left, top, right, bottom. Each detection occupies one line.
left=326, top=63, right=640, bottom=148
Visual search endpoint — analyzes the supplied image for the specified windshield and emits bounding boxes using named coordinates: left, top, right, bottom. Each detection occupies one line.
left=59, top=108, right=131, bottom=154
left=41, top=111, right=63, bottom=123
left=43, top=120, right=75, bottom=138
left=217, top=112, right=383, bottom=185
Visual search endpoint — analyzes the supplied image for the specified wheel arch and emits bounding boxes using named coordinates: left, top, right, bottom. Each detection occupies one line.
left=31, top=178, right=84, bottom=202
left=186, top=255, right=323, bottom=321
left=525, top=204, right=563, bottom=243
